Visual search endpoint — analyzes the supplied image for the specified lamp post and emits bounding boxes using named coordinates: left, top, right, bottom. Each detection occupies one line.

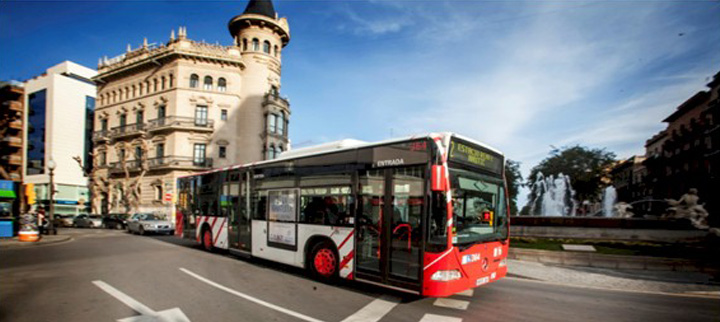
left=47, top=158, right=57, bottom=235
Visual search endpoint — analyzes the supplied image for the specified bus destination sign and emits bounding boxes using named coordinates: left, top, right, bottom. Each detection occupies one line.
left=448, top=138, right=503, bottom=174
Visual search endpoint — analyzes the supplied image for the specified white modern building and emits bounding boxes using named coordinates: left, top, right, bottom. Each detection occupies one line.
left=23, top=61, right=97, bottom=215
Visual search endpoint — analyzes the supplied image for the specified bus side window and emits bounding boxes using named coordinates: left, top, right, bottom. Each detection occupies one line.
left=253, top=191, right=267, bottom=220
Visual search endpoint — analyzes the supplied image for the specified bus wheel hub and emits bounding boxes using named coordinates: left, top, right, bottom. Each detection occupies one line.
left=314, top=249, right=336, bottom=276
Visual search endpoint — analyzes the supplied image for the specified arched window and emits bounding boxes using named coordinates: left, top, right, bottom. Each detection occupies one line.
left=252, top=38, right=259, bottom=51
left=267, top=113, right=277, bottom=133
left=112, top=91, right=117, bottom=103
left=203, top=76, right=213, bottom=90
left=277, top=113, right=284, bottom=135
left=169, top=74, right=174, bottom=88
left=161, top=76, right=166, bottom=90
left=132, top=85, right=137, bottom=98
left=138, top=83, right=143, bottom=96
left=190, top=74, right=199, bottom=88
left=218, top=78, right=227, bottom=92
left=242, top=38, right=248, bottom=51
left=153, top=79, right=158, bottom=92
left=274, top=45, right=278, bottom=57
left=145, top=81, right=150, bottom=93
left=263, top=41, right=271, bottom=54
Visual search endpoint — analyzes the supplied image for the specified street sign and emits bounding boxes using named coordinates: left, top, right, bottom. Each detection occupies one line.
left=164, top=193, right=173, bottom=202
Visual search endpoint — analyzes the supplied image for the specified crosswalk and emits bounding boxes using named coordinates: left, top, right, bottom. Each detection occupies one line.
left=420, top=289, right=474, bottom=321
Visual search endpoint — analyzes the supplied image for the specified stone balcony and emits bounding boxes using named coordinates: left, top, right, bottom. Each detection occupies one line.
left=146, top=116, right=214, bottom=134
left=108, top=156, right=213, bottom=175
left=263, top=93, right=289, bottom=109
left=92, top=129, right=112, bottom=142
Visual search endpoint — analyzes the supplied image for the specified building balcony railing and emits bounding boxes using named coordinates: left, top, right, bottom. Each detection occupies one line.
left=93, top=129, right=112, bottom=142
left=146, top=116, right=214, bottom=133
left=148, top=156, right=213, bottom=169
left=108, top=156, right=213, bottom=174
left=111, top=123, right=147, bottom=139
left=1, top=136, right=22, bottom=148
left=263, top=93, right=289, bottom=108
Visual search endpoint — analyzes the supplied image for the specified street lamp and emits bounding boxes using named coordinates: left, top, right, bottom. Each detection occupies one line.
left=47, top=158, right=57, bottom=235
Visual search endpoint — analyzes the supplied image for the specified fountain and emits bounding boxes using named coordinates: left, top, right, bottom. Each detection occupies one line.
left=528, top=172, right=577, bottom=217
left=602, top=186, right=617, bottom=217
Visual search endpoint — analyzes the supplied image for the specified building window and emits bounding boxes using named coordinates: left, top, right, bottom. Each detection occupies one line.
left=218, top=78, right=227, bottom=92
left=267, top=145, right=275, bottom=160
left=156, top=143, right=164, bottom=158
left=274, top=45, right=278, bottom=57
left=155, top=185, right=163, bottom=201
left=157, top=105, right=166, bottom=119
left=169, top=74, right=174, bottom=88
left=277, top=145, right=283, bottom=154
left=219, top=146, right=227, bottom=159
left=203, top=76, right=213, bottom=90
left=132, top=85, right=137, bottom=97
left=119, top=148, right=126, bottom=161
left=190, top=74, right=199, bottom=88
left=252, top=38, right=259, bottom=51
left=136, top=110, right=144, bottom=125
left=221, top=109, right=228, bottom=121
left=153, top=79, right=158, bottom=92
left=267, top=113, right=277, bottom=133
left=270, top=86, right=279, bottom=97
left=195, top=105, right=208, bottom=126
left=161, top=76, right=166, bottom=90
left=101, top=119, right=108, bottom=132
left=263, top=41, right=271, bottom=54
left=242, top=38, right=248, bottom=51
left=119, top=114, right=127, bottom=128
left=193, top=144, right=206, bottom=165
left=277, top=113, right=284, bottom=135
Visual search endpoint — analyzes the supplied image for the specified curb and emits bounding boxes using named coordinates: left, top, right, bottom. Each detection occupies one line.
left=508, top=247, right=719, bottom=273
left=0, top=235, right=73, bottom=249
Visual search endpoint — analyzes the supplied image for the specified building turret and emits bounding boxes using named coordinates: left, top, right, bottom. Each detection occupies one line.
left=228, top=0, right=291, bottom=161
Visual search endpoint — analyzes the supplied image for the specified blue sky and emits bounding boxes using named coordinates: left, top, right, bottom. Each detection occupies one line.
left=2, top=0, right=719, bottom=206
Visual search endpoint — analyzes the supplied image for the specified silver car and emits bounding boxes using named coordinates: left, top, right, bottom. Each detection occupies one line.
left=126, top=213, right=174, bottom=235
left=73, top=214, right=103, bottom=228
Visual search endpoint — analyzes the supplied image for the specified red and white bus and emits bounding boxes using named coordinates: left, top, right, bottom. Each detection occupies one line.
left=176, top=132, right=509, bottom=297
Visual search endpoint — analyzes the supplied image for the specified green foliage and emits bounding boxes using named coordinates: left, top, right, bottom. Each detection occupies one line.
left=505, top=159, right=522, bottom=215
left=528, top=145, right=616, bottom=202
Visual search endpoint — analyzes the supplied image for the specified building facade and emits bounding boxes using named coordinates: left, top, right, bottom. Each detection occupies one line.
left=640, top=71, right=720, bottom=224
left=22, top=61, right=97, bottom=215
left=92, top=0, right=291, bottom=217
left=0, top=81, right=25, bottom=218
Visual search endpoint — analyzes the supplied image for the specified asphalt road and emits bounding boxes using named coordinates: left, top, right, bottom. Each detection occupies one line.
left=1, top=228, right=718, bottom=322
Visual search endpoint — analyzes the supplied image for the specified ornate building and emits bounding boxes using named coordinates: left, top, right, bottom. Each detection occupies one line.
left=92, top=0, right=291, bottom=216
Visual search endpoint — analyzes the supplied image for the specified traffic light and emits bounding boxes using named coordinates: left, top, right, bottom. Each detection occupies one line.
left=25, top=183, right=36, bottom=205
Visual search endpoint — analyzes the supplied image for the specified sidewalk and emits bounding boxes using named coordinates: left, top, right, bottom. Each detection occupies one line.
left=508, top=259, right=720, bottom=296
left=0, top=232, right=72, bottom=249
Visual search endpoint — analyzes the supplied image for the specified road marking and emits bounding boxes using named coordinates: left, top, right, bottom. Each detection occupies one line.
left=179, top=267, right=324, bottom=322
left=92, top=280, right=190, bottom=322
left=340, top=295, right=400, bottom=322
left=419, top=314, right=463, bottom=322
left=455, top=289, right=474, bottom=297
left=433, top=298, right=470, bottom=310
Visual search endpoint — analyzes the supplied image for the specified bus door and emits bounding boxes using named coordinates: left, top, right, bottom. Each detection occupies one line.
left=356, top=166, right=424, bottom=292
left=226, top=170, right=251, bottom=252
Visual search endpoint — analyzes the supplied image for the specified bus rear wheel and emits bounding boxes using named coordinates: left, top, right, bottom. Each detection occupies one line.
left=202, top=228, right=214, bottom=252
left=310, top=241, right=338, bottom=281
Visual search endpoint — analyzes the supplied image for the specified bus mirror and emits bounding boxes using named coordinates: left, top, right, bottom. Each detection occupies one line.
left=431, top=165, right=446, bottom=191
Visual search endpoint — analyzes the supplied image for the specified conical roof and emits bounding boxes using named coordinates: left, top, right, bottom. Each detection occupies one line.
left=243, top=0, right=276, bottom=19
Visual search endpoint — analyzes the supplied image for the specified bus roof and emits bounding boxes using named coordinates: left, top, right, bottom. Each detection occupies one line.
left=180, top=132, right=503, bottom=178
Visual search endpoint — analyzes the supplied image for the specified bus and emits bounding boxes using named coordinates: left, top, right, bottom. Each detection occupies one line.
left=176, top=132, right=509, bottom=297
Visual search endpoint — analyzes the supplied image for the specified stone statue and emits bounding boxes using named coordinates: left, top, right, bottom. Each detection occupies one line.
left=614, top=202, right=634, bottom=218
left=664, top=188, right=710, bottom=229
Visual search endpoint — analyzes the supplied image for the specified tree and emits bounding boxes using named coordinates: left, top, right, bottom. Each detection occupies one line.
left=504, top=159, right=522, bottom=215
left=527, top=145, right=616, bottom=203
left=114, top=139, right=150, bottom=214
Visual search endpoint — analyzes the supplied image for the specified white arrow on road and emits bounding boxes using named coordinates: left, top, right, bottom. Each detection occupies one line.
left=93, top=280, right=191, bottom=322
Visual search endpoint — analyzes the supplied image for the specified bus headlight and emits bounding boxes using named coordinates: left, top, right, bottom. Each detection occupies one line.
left=431, top=270, right=462, bottom=281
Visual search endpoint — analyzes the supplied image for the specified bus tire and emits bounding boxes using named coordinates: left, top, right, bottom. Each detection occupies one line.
left=202, top=227, right=214, bottom=252
left=309, top=240, right=339, bottom=282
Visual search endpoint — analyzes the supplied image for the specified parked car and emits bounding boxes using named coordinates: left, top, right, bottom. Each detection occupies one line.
left=102, top=213, right=129, bottom=230
left=53, top=214, right=76, bottom=227
left=73, top=214, right=103, bottom=228
left=126, top=213, right=174, bottom=235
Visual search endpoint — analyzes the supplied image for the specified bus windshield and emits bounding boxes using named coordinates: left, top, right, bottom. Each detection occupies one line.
left=450, top=168, right=507, bottom=246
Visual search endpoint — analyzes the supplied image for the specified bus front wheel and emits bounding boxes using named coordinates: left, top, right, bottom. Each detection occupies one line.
left=202, top=228, right=214, bottom=252
left=310, top=241, right=338, bottom=281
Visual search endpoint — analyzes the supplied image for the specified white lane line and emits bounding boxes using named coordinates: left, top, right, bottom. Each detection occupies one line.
left=455, top=289, right=474, bottom=297
left=179, top=267, right=324, bottom=322
left=433, top=298, right=470, bottom=310
left=93, top=281, right=155, bottom=315
left=340, top=295, right=400, bottom=322
left=419, top=313, right=463, bottom=322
